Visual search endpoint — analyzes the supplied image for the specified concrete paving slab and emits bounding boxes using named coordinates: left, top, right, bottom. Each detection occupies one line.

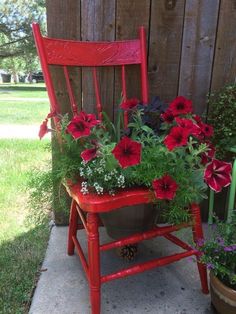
left=30, top=226, right=214, bottom=314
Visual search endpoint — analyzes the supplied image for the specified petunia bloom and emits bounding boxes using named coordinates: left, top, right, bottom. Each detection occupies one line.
left=79, top=111, right=100, bottom=127
left=112, top=136, right=142, bottom=168
left=169, top=96, right=193, bottom=116
left=81, top=141, right=99, bottom=163
left=164, top=126, right=189, bottom=151
left=161, top=110, right=175, bottom=124
left=200, top=122, right=214, bottom=138
left=120, top=98, right=139, bottom=111
left=66, top=117, right=91, bottom=139
left=175, top=117, right=201, bottom=137
left=201, top=142, right=216, bottom=165
left=204, top=159, right=232, bottom=192
left=39, top=119, right=49, bottom=139
left=152, top=174, right=178, bottom=200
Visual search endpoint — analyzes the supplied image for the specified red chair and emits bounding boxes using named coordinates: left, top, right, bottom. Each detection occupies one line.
left=32, top=23, right=208, bottom=314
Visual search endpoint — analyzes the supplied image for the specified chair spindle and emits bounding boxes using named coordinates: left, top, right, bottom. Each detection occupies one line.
left=63, top=66, right=78, bottom=116
left=92, top=67, right=103, bottom=120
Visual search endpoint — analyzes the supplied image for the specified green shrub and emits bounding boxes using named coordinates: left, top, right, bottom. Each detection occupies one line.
left=207, top=84, right=236, bottom=159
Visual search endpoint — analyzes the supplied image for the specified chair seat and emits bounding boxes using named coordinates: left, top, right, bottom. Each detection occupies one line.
left=65, top=180, right=154, bottom=213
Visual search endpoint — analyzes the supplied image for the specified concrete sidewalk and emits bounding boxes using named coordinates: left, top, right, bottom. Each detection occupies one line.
left=29, top=226, right=214, bottom=314
left=0, top=124, right=50, bottom=139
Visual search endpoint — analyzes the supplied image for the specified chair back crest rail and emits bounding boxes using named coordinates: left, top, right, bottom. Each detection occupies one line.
left=32, top=22, right=148, bottom=126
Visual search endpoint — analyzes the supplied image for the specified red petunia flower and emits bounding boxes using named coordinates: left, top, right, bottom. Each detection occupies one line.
left=164, top=126, right=189, bottom=151
left=112, top=136, right=142, bottom=168
left=193, top=115, right=202, bottom=124
left=79, top=111, right=100, bottom=127
left=201, top=141, right=216, bottom=165
left=120, top=98, right=139, bottom=110
left=204, top=159, right=232, bottom=192
left=152, top=174, right=178, bottom=200
left=66, top=117, right=91, bottom=139
left=175, top=117, right=201, bottom=137
left=81, top=147, right=98, bottom=163
left=161, top=110, right=175, bottom=124
left=39, top=119, right=49, bottom=139
left=200, top=122, right=214, bottom=138
left=169, top=96, right=193, bottom=116
left=81, top=141, right=99, bottom=163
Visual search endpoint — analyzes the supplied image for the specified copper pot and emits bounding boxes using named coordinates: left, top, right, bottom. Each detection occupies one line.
left=210, top=271, right=236, bottom=314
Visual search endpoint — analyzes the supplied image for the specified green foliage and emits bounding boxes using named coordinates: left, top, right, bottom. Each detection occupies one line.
left=26, top=169, right=53, bottom=226
left=207, top=84, right=236, bottom=159
left=198, top=214, right=236, bottom=289
left=0, top=0, right=46, bottom=59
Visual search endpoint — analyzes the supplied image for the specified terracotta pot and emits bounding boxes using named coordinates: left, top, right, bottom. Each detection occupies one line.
left=210, top=271, right=236, bottom=314
left=100, top=204, right=157, bottom=239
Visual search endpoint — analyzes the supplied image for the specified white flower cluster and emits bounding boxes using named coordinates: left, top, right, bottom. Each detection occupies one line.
left=80, top=181, right=89, bottom=195
left=93, top=182, right=104, bottom=195
left=117, top=175, right=125, bottom=188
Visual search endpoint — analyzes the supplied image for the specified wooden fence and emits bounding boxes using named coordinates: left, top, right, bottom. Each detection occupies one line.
left=46, top=0, right=236, bottom=117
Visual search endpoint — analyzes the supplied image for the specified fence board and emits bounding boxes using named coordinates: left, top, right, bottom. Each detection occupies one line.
left=148, top=0, right=185, bottom=103
left=46, top=0, right=81, bottom=114
left=211, top=0, right=236, bottom=91
left=114, top=0, right=151, bottom=113
left=178, top=0, right=219, bottom=115
left=81, top=0, right=116, bottom=117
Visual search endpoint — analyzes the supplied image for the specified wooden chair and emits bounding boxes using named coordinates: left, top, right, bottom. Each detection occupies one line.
left=32, top=22, right=209, bottom=314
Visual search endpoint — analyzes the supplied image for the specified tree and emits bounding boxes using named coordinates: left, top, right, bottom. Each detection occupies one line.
left=0, top=0, right=46, bottom=60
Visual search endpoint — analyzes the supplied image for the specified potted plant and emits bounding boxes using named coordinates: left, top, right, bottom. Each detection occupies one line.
left=197, top=216, right=236, bottom=314
left=39, top=96, right=232, bottom=240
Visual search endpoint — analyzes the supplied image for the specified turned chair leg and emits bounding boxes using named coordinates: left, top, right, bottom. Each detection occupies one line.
left=68, top=200, right=78, bottom=255
left=191, top=203, right=209, bottom=294
left=87, top=213, right=101, bottom=314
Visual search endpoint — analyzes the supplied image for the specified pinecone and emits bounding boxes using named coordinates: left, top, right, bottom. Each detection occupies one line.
left=116, top=244, right=138, bottom=261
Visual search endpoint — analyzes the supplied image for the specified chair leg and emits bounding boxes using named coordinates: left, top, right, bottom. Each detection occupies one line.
left=67, top=199, right=78, bottom=255
left=191, top=203, right=209, bottom=294
left=87, top=213, right=101, bottom=314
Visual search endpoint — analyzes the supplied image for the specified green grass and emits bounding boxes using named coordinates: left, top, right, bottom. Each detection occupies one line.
left=0, top=83, right=49, bottom=124
left=0, top=139, right=51, bottom=314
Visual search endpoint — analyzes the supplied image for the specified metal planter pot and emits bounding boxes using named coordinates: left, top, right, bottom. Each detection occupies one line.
left=100, top=204, right=157, bottom=239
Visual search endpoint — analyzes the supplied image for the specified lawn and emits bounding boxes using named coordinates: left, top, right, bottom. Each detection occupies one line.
left=0, top=83, right=49, bottom=124
left=0, top=139, right=51, bottom=314
left=0, top=83, right=52, bottom=313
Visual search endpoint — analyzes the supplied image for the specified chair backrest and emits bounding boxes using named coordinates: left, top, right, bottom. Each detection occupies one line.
left=32, top=23, right=149, bottom=126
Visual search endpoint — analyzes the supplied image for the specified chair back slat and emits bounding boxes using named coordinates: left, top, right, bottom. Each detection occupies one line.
left=92, top=68, right=103, bottom=120
left=63, top=66, right=78, bottom=116
left=43, top=37, right=141, bottom=67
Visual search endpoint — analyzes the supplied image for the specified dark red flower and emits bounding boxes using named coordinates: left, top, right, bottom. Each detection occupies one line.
left=39, top=119, right=49, bottom=139
left=152, top=174, right=178, bottom=200
left=66, top=117, right=91, bottom=139
left=112, top=136, right=142, bottom=168
left=161, top=110, right=175, bottom=123
left=81, top=147, right=98, bottom=163
left=175, top=117, right=201, bottom=137
left=164, top=126, right=189, bottom=151
left=201, top=141, right=215, bottom=165
left=79, top=111, right=100, bottom=127
left=169, top=96, right=193, bottom=116
left=120, top=98, right=139, bottom=110
left=200, top=122, right=214, bottom=138
left=193, top=115, right=202, bottom=124
left=204, top=159, right=232, bottom=192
